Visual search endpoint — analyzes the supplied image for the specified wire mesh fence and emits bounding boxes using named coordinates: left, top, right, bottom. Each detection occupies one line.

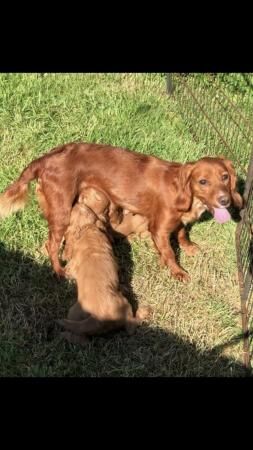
left=236, top=151, right=253, bottom=368
left=166, top=73, right=253, bottom=368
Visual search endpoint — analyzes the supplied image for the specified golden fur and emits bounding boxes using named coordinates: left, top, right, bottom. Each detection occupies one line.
left=58, top=200, right=151, bottom=342
left=0, top=142, right=243, bottom=281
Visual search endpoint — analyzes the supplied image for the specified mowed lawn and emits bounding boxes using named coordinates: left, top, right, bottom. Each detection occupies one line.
left=0, top=73, right=248, bottom=376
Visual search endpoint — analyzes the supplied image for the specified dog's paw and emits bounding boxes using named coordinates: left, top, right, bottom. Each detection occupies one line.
left=171, top=269, right=190, bottom=283
left=136, top=305, right=153, bottom=322
left=182, top=242, right=200, bottom=257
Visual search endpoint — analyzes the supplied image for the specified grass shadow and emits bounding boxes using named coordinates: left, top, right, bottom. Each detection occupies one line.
left=135, top=104, right=152, bottom=114
left=0, top=242, right=75, bottom=343
left=0, top=241, right=251, bottom=376
left=111, top=230, right=139, bottom=314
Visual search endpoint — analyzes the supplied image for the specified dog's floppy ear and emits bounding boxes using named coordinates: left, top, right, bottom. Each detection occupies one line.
left=176, top=163, right=195, bottom=212
left=220, top=158, right=243, bottom=209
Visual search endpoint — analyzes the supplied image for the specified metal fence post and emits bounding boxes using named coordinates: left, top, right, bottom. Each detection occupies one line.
left=166, top=73, right=174, bottom=95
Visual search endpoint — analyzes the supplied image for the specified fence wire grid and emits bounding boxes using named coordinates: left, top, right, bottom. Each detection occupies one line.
left=166, top=73, right=253, bottom=368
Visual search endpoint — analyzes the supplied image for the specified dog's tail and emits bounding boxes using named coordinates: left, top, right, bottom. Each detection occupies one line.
left=0, top=159, right=41, bottom=219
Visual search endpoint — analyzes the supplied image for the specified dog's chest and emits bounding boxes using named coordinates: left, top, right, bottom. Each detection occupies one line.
left=181, top=198, right=207, bottom=225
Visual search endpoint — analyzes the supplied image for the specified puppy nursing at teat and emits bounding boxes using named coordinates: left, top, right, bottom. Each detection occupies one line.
left=78, top=187, right=150, bottom=240
left=58, top=189, right=151, bottom=344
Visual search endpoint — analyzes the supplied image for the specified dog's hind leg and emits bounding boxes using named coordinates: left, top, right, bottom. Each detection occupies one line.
left=57, top=315, right=104, bottom=336
left=42, top=183, right=74, bottom=277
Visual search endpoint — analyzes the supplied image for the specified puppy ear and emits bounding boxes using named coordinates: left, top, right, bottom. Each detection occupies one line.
left=221, top=159, right=243, bottom=209
left=176, top=163, right=194, bottom=212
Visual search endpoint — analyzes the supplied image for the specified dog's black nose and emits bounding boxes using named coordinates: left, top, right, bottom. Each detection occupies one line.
left=218, top=195, right=230, bottom=207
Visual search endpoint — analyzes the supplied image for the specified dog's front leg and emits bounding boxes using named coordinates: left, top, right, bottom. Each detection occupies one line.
left=150, top=216, right=190, bottom=282
left=176, top=223, right=200, bottom=256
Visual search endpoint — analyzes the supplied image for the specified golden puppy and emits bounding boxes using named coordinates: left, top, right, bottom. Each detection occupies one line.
left=80, top=187, right=150, bottom=239
left=59, top=199, right=150, bottom=343
left=113, top=210, right=150, bottom=240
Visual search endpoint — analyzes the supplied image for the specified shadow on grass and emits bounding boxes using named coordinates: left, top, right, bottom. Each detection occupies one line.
left=111, top=231, right=139, bottom=314
left=0, top=241, right=250, bottom=377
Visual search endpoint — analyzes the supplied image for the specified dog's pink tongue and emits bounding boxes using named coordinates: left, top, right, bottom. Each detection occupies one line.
left=213, top=208, right=231, bottom=224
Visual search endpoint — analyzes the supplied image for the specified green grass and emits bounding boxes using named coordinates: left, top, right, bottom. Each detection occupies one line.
left=0, top=73, right=249, bottom=377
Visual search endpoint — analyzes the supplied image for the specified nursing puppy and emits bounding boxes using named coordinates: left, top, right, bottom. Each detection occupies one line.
left=58, top=194, right=150, bottom=343
left=79, top=187, right=150, bottom=240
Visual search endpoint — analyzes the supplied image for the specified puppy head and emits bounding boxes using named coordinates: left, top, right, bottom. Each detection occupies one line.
left=79, top=188, right=109, bottom=216
left=69, top=204, right=97, bottom=233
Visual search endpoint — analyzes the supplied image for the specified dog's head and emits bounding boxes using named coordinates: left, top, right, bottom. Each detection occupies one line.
left=177, top=156, right=243, bottom=215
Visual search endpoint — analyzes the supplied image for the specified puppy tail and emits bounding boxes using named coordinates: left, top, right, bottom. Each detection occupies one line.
left=0, top=159, right=40, bottom=219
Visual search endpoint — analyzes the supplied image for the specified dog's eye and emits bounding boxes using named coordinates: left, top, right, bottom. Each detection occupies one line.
left=222, top=173, right=229, bottom=181
left=199, top=179, right=207, bottom=185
